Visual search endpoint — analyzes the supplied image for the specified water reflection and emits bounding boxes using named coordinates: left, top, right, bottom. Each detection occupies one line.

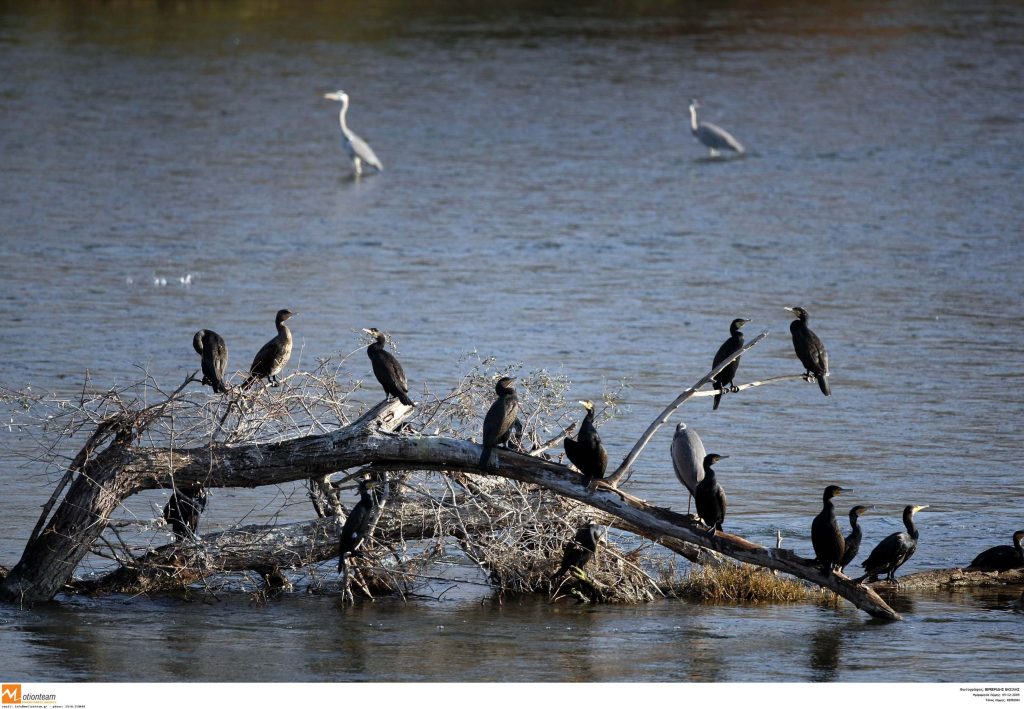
left=808, top=625, right=843, bottom=681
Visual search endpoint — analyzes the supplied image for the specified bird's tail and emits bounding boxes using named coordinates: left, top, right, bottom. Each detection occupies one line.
left=479, top=446, right=492, bottom=470
left=398, top=391, right=414, bottom=406
left=817, top=374, right=831, bottom=396
left=713, top=383, right=723, bottom=411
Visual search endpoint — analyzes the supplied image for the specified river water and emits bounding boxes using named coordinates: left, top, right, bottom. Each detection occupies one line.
left=0, top=0, right=1022, bottom=683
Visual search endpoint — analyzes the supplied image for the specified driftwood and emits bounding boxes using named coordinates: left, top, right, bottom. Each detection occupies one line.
left=0, top=390, right=901, bottom=619
left=863, top=567, right=1024, bottom=592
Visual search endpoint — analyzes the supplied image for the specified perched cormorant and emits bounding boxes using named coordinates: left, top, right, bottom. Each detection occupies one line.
left=244, top=309, right=295, bottom=388
left=856, top=505, right=928, bottom=583
left=564, top=400, right=608, bottom=490
left=362, top=328, right=414, bottom=406
left=554, top=522, right=601, bottom=580
left=711, top=318, right=750, bottom=410
left=839, top=505, right=873, bottom=573
left=811, top=485, right=847, bottom=573
left=968, top=530, right=1024, bottom=571
left=670, top=423, right=706, bottom=513
left=338, top=479, right=378, bottom=571
left=163, top=484, right=208, bottom=541
left=479, top=376, right=518, bottom=469
left=694, top=453, right=728, bottom=536
left=192, top=329, right=229, bottom=394
left=784, top=306, right=831, bottom=396
left=688, top=99, right=745, bottom=157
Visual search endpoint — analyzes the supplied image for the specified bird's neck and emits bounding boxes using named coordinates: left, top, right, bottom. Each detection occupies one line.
left=369, top=337, right=384, bottom=352
left=849, top=515, right=860, bottom=530
left=277, top=322, right=291, bottom=341
left=689, top=105, right=699, bottom=131
left=904, top=514, right=918, bottom=539
left=339, top=100, right=350, bottom=132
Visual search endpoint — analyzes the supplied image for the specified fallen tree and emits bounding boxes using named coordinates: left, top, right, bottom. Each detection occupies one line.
left=0, top=338, right=927, bottom=620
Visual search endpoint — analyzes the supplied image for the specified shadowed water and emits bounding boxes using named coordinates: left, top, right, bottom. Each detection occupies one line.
left=0, top=0, right=1022, bottom=683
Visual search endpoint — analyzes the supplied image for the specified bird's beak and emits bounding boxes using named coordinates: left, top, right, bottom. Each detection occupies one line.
left=838, top=488, right=850, bottom=494
left=913, top=505, right=930, bottom=513
left=741, top=318, right=752, bottom=325
left=361, top=328, right=372, bottom=334
left=323, top=92, right=339, bottom=100
left=783, top=306, right=796, bottom=314
left=718, top=455, right=730, bottom=459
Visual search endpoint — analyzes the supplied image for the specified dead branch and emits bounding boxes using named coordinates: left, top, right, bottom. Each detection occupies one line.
left=606, top=331, right=769, bottom=486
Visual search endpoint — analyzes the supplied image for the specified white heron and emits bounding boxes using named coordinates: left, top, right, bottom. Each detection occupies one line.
left=688, top=99, right=745, bottom=157
left=323, top=90, right=383, bottom=176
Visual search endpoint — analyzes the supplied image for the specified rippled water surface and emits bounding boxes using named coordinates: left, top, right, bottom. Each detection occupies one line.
left=1, top=0, right=1022, bottom=683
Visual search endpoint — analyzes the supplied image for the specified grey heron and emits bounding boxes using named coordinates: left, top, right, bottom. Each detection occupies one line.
left=688, top=99, right=745, bottom=157
left=670, top=423, right=706, bottom=513
left=324, top=90, right=383, bottom=176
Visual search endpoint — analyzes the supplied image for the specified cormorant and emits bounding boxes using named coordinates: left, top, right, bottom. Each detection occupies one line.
left=694, top=453, right=728, bottom=536
left=711, top=318, right=750, bottom=410
left=811, top=485, right=847, bottom=573
left=479, top=376, right=518, bottom=469
left=784, top=306, right=831, bottom=396
left=163, top=484, right=208, bottom=541
left=838, top=505, right=873, bottom=573
left=338, top=479, right=378, bottom=571
left=968, top=530, right=1024, bottom=571
left=856, top=505, right=928, bottom=583
left=362, top=328, right=414, bottom=406
left=564, top=400, right=608, bottom=490
left=554, top=522, right=601, bottom=580
left=192, top=329, right=229, bottom=394
left=244, top=309, right=295, bottom=388
left=688, top=99, right=745, bottom=157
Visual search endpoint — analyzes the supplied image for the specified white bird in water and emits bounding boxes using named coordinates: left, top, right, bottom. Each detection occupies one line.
left=323, top=90, right=383, bottom=177
left=688, top=99, right=745, bottom=157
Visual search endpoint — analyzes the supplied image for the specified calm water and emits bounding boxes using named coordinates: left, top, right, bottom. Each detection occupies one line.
left=1, top=0, right=1023, bottom=683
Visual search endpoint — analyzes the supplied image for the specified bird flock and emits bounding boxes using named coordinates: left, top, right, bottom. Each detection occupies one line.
left=171, top=94, right=1022, bottom=592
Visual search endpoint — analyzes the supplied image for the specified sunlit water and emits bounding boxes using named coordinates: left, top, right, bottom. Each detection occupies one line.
left=1, top=0, right=1022, bottom=683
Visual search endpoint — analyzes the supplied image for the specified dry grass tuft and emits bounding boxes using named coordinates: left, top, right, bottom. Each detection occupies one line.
left=670, top=563, right=822, bottom=603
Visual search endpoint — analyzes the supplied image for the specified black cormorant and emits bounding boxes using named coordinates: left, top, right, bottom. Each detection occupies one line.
left=244, top=309, right=295, bottom=388
left=192, top=329, right=229, bottom=394
left=811, top=485, right=847, bottom=573
left=338, top=479, right=377, bottom=571
left=362, top=327, right=414, bottom=406
left=694, top=453, right=728, bottom=536
left=479, top=376, right=518, bottom=469
left=968, top=530, right=1024, bottom=571
left=564, top=400, right=608, bottom=489
left=711, top=318, right=750, bottom=410
left=785, top=306, right=830, bottom=396
left=838, top=505, right=872, bottom=573
left=856, top=505, right=928, bottom=583
left=163, top=484, right=208, bottom=541
left=554, top=522, right=600, bottom=580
